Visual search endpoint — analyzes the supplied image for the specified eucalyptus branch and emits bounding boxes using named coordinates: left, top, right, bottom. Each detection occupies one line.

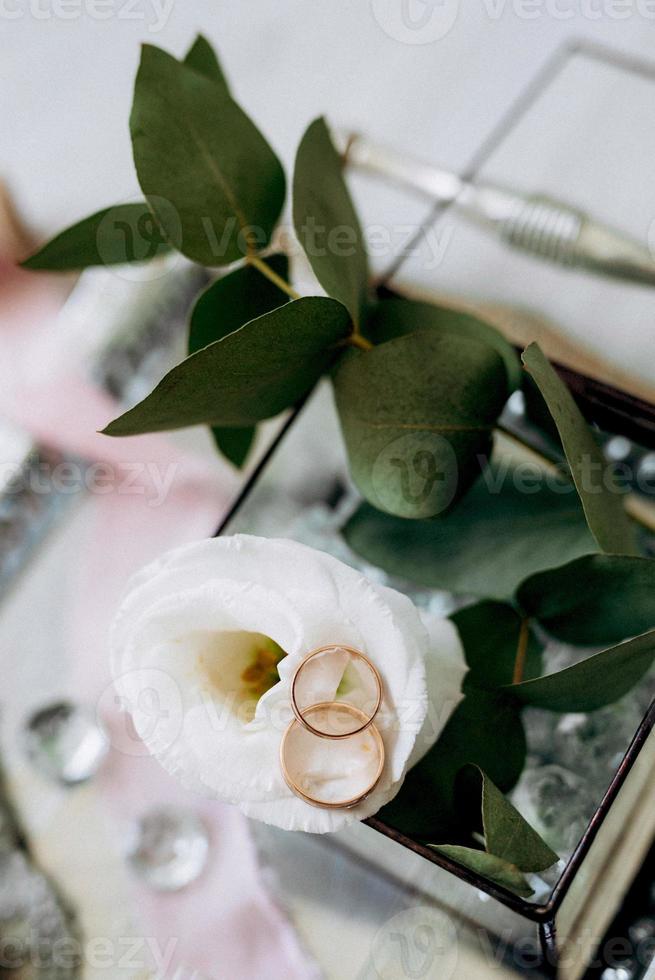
left=512, top=617, right=531, bottom=685
left=348, top=332, right=374, bottom=351
left=248, top=254, right=373, bottom=352
left=247, top=254, right=300, bottom=300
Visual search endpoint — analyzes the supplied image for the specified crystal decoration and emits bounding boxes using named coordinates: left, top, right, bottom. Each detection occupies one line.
left=126, top=807, right=209, bottom=891
left=22, top=701, right=109, bottom=785
left=600, top=965, right=637, bottom=980
left=604, top=435, right=632, bottom=462
left=501, top=765, right=590, bottom=856
left=628, top=917, right=655, bottom=945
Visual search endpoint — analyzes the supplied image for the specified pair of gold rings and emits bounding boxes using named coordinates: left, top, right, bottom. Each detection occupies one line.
left=279, top=645, right=385, bottom=810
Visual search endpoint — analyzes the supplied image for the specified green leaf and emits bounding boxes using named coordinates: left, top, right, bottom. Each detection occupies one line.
left=430, top=846, right=534, bottom=898
left=451, top=602, right=543, bottom=692
left=21, top=203, right=169, bottom=271
left=293, top=117, right=368, bottom=326
left=130, top=44, right=285, bottom=266
left=21, top=36, right=228, bottom=275
left=103, top=297, right=351, bottom=436
left=517, top=554, right=655, bottom=645
left=183, top=34, right=230, bottom=89
left=378, top=689, right=526, bottom=840
left=333, top=330, right=508, bottom=519
left=343, top=462, right=596, bottom=599
left=367, top=298, right=522, bottom=393
left=188, top=255, right=289, bottom=468
left=188, top=254, right=289, bottom=354
left=522, top=343, right=636, bottom=555
left=210, top=426, right=255, bottom=468
left=522, top=372, right=562, bottom=449
left=466, top=766, right=558, bottom=871
left=504, top=628, right=655, bottom=712
left=430, top=767, right=557, bottom=898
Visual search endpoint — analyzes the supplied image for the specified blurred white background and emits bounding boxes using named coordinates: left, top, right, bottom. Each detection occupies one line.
left=4, top=1, right=655, bottom=391
left=2, top=0, right=655, bottom=232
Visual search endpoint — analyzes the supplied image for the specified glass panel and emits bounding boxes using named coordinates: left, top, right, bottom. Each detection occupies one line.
left=388, top=46, right=655, bottom=404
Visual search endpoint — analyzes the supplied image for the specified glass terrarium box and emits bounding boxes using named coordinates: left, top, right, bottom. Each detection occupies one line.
left=220, top=43, right=655, bottom=979
left=219, top=381, right=655, bottom=979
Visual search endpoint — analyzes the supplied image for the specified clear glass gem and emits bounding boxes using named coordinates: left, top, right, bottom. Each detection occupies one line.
left=22, top=701, right=109, bottom=785
left=552, top=703, right=646, bottom=798
left=126, top=807, right=209, bottom=891
left=600, top=964, right=637, bottom=980
left=638, top=451, right=655, bottom=484
left=510, top=765, right=588, bottom=857
left=604, top=435, right=632, bottom=462
left=505, top=389, right=526, bottom=416
left=628, top=916, right=655, bottom=945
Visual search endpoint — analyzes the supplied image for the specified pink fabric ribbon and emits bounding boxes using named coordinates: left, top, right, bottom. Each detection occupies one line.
left=0, top=262, right=316, bottom=979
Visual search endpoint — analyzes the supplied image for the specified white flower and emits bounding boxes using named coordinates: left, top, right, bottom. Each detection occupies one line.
left=110, top=535, right=465, bottom=833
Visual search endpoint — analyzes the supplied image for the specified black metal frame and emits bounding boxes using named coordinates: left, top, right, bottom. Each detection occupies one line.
left=214, top=39, right=655, bottom=973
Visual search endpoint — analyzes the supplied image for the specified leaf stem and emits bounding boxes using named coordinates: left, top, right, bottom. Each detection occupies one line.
left=247, top=255, right=300, bottom=300
left=249, top=253, right=373, bottom=352
left=512, top=617, right=530, bottom=685
left=349, top=332, right=374, bottom=351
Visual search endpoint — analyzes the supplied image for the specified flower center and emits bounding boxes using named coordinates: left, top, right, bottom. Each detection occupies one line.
left=198, top=631, right=287, bottom=720
left=240, top=636, right=286, bottom=699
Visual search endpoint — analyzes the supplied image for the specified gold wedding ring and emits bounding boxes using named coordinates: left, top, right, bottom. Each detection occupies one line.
left=280, top=646, right=386, bottom=809
left=279, top=703, right=385, bottom=809
left=290, top=645, right=383, bottom=738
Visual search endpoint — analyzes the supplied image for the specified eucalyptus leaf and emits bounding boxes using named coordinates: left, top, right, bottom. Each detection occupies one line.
left=103, top=297, right=351, bottom=436
left=378, top=689, right=526, bottom=840
left=130, top=44, right=285, bottom=266
left=293, top=117, right=368, bottom=326
left=430, top=766, right=557, bottom=898
left=367, top=298, right=522, bottom=393
left=333, top=330, right=508, bottom=519
left=188, top=254, right=289, bottom=354
left=451, top=602, right=543, bottom=692
left=430, top=846, right=534, bottom=898
left=462, top=766, right=558, bottom=872
left=343, top=462, right=595, bottom=599
left=522, top=343, right=636, bottom=555
left=21, top=203, right=169, bottom=271
left=184, top=34, right=230, bottom=89
left=504, top=628, right=655, bottom=712
left=188, top=255, right=289, bottom=468
left=210, top=426, right=255, bottom=468
left=522, top=372, right=562, bottom=448
left=517, top=554, right=655, bottom=645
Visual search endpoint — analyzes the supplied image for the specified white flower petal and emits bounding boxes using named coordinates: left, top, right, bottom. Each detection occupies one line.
left=110, top=535, right=463, bottom=833
left=408, top=612, right=468, bottom=769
